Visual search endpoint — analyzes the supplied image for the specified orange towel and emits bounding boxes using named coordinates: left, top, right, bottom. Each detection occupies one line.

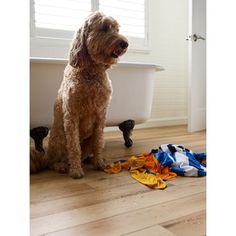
left=104, top=153, right=177, bottom=189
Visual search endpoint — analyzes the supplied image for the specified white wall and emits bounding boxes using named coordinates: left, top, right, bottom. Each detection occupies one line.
left=122, top=0, right=189, bottom=127
left=30, top=0, right=188, bottom=129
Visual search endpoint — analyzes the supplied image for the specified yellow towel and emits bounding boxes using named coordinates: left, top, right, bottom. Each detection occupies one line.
left=130, top=170, right=167, bottom=189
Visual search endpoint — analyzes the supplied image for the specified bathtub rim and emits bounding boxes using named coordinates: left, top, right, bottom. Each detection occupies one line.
left=30, top=57, right=164, bottom=71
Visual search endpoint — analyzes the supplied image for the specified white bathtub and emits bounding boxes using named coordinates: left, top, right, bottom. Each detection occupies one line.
left=106, top=62, right=162, bottom=126
left=30, top=58, right=162, bottom=129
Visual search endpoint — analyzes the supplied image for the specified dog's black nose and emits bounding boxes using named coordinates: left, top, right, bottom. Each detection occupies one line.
left=120, top=40, right=128, bottom=49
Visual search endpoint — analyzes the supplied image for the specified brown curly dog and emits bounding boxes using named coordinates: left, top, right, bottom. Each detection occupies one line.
left=30, top=11, right=128, bottom=178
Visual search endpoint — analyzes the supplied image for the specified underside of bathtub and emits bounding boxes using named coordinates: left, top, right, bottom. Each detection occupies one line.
left=30, top=119, right=135, bottom=157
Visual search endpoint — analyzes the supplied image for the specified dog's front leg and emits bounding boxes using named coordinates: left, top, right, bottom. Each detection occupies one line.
left=63, top=111, right=84, bottom=179
left=92, top=117, right=106, bottom=170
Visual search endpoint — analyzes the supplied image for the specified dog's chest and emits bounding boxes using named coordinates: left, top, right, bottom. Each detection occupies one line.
left=80, top=77, right=112, bottom=114
left=78, top=78, right=112, bottom=138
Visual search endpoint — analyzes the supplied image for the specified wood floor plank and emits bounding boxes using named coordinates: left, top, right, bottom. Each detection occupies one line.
left=123, top=224, right=176, bottom=236
left=45, top=192, right=205, bottom=236
left=161, top=210, right=206, bottom=236
left=30, top=182, right=94, bottom=203
left=31, top=179, right=205, bottom=235
left=31, top=172, right=137, bottom=203
left=31, top=181, right=149, bottom=218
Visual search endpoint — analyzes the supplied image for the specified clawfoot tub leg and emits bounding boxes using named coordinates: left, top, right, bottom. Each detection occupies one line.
left=118, top=120, right=135, bottom=148
left=30, top=126, right=49, bottom=153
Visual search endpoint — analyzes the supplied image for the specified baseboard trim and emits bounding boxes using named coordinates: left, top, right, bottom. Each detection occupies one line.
left=104, top=116, right=187, bottom=132
left=136, top=116, right=188, bottom=129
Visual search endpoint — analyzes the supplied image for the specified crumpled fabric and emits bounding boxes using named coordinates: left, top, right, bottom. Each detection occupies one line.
left=153, top=144, right=207, bottom=177
left=104, top=144, right=206, bottom=190
left=104, top=153, right=177, bottom=190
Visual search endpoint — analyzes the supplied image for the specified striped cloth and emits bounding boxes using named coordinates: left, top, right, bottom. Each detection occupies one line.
left=152, top=144, right=206, bottom=177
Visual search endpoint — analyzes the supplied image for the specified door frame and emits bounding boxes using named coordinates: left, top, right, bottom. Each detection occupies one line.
left=187, top=0, right=206, bottom=132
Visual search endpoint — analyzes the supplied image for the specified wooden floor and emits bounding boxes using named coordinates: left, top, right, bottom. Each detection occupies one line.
left=30, top=125, right=206, bottom=236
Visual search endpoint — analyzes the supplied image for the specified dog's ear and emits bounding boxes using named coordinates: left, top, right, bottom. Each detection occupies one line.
left=69, top=20, right=90, bottom=68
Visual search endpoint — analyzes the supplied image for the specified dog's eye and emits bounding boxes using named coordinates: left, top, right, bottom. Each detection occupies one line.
left=102, top=24, right=109, bottom=33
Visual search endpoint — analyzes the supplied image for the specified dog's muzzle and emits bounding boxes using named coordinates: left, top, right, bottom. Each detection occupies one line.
left=112, top=40, right=129, bottom=58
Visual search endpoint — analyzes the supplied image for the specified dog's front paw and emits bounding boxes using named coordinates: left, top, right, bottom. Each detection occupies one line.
left=93, top=157, right=106, bottom=170
left=69, top=167, right=84, bottom=179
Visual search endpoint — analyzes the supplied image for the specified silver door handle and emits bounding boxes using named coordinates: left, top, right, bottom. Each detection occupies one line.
left=186, top=34, right=206, bottom=41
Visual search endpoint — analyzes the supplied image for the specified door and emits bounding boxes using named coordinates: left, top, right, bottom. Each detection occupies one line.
left=187, top=0, right=206, bottom=132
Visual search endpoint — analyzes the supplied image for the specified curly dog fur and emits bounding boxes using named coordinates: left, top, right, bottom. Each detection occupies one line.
left=30, top=11, right=128, bottom=178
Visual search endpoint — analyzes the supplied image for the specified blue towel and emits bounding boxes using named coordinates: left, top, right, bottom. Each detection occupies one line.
left=152, top=144, right=206, bottom=177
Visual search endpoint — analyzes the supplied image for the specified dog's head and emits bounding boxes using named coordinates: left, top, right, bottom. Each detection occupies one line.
left=69, top=11, right=128, bottom=68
